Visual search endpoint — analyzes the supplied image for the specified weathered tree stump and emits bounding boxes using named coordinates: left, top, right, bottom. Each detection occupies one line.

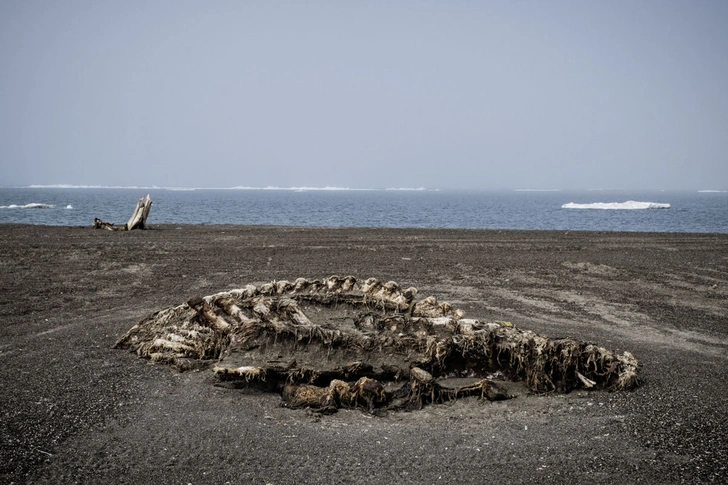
left=115, top=276, right=641, bottom=414
left=93, top=194, right=152, bottom=231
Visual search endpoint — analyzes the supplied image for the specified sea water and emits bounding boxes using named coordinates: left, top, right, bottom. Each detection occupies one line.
left=1, top=186, right=727, bottom=233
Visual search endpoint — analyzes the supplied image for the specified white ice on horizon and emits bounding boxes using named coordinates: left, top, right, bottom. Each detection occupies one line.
left=25, top=184, right=437, bottom=192
left=513, top=188, right=561, bottom=192
left=385, top=187, right=427, bottom=191
left=27, top=184, right=159, bottom=189
left=0, top=203, right=55, bottom=209
left=562, top=201, right=670, bottom=210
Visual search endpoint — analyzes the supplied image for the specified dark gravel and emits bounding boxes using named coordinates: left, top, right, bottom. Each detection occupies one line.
left=1, top=224, right=726, bottom=484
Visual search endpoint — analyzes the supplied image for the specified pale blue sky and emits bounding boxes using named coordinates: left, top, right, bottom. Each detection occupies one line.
left=1, top=1, right=727, bottom=189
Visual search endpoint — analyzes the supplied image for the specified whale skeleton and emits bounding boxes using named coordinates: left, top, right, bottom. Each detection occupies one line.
left=115, top=275, right=640, bottom=413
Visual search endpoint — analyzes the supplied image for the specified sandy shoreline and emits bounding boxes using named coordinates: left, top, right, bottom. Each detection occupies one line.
left=1, top=224, right=727, bottom=483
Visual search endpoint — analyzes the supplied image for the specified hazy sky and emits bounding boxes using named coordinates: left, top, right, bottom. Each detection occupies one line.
left=1, top=1, right=727, bottom=190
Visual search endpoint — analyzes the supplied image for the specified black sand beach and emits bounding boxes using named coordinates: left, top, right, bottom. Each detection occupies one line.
left=1, top=225, right=727, bottom=484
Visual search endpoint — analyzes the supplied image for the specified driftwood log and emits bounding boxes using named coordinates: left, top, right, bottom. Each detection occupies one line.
left=115, top=276, right=641, bottom=413
left=93, top=194, right=152, bottom=231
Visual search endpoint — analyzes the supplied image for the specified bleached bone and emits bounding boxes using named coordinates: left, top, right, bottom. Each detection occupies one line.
left=115, top=276, right=641, bottom=413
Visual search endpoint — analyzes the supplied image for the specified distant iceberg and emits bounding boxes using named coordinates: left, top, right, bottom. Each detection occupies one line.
left=385, top=187, right=428, bottom=191
left=23, top=184, right=439, bottom=192
left=513, top=188, right=561, bottom=192
left=27, top=184, right=157, bottom=189
left=0, top=203, right=55, bottom=209
left=562, top=201, right=670, bottom=210
left=227, top=186, right=374, bottom=191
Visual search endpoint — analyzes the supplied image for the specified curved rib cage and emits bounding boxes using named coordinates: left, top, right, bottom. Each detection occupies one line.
left=115, top=276, right=640, bottom=413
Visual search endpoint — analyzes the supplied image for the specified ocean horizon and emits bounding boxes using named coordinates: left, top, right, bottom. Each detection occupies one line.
left=1, top=186, right=727, bottom=233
